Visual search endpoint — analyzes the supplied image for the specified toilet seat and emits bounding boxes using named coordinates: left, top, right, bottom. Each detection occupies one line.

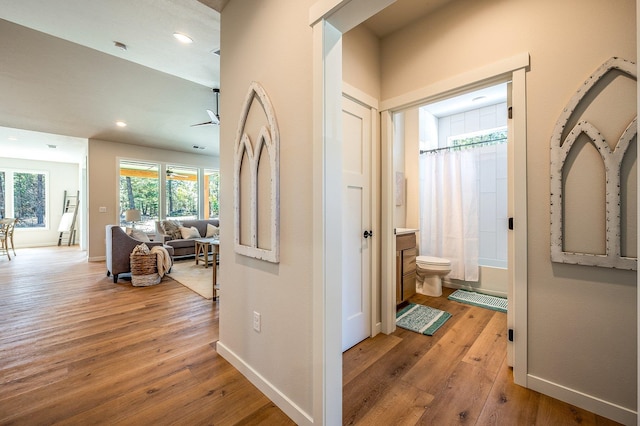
left=416, top=255, right=451, bottom=271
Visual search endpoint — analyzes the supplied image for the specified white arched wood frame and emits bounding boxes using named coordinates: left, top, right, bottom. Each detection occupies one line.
left=233, top=81, right=280, bottom=263
left=550, top=57, right=637, bottom=270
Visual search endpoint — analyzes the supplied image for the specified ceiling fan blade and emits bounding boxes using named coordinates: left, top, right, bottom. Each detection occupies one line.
left=206, top=109, right=220, bottom=125
left=190, top=120, right=213, bottom=127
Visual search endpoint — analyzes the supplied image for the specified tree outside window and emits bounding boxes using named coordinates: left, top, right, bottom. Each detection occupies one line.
left=166, top=166, right=198, bottom=220
left=0, top=170, right=47, bottom=227
left=205, top=169, right=220, bottom=219
left=119, top=161, right=159, bottom=232
left=14, top=172, right=46, bottom=228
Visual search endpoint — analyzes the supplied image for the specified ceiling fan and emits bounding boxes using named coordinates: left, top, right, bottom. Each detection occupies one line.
left=191, top=88, right=220, bottom=127
left=166, top=168, right=188, bottom=178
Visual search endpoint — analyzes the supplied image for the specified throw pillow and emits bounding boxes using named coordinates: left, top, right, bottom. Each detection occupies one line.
left=130, top=229, right=151, bottom=242
left=179, top=226, right=201, bottom=239
left=205, top=223, right=219, bottom=238
left=161, top=220, right=182, bottom=240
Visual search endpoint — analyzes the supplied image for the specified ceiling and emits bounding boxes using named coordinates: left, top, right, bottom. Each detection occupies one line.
left=363, top=0, right=454, bottom=37
left=0, top=0, right=455, bottom=164
left=0, top=0, right=222, bottom=161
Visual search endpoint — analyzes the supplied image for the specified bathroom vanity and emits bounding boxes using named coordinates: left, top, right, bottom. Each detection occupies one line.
left=396, top=229, right=417, bottom=305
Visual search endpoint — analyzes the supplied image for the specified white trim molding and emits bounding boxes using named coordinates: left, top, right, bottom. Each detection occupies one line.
left=528, top=374, right=637, bottom=426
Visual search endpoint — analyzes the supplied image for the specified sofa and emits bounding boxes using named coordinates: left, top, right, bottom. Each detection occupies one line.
left=105, top=225, right=175, bottom=283
left=155, top=218, right=220, bottom=258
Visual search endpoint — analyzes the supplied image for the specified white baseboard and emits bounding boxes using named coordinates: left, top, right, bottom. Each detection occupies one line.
left=527, top=374, right=637, bottom=426
left=216, top=341, right=314, bottom=426
left=88, top=256, right=105, bottom=262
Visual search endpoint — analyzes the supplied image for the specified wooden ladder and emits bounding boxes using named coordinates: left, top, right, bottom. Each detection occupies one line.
left=57, top=190, right=79, bottom=246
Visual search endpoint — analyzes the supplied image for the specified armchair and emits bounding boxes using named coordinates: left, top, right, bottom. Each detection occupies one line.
left=105, top=225, right=174, bottom=283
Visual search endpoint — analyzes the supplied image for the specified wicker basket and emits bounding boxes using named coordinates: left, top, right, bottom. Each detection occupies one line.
left=130, top=252, right=161, bottom=287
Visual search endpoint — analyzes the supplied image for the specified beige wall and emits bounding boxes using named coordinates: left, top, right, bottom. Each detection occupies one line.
left=87, top=138, right=219, bottom=260
left=219, top=0, right=635, bottom=422
left=379, top=0, right=636, bottom=415
left=343, top=25, right=381, bottom=100
left=218, top=0, right=315, bottom=421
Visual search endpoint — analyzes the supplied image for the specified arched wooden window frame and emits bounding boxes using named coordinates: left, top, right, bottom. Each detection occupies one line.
left=233, top=81, right=280, bottom=263
left=550, top=57, right=637, bottom=270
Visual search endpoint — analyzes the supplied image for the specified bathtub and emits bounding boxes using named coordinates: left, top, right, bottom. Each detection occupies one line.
left=444, top=265, right=507, bottom=298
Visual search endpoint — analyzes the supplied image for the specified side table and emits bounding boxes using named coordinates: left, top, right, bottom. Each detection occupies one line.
left=194, top=237, right=220, bottom=299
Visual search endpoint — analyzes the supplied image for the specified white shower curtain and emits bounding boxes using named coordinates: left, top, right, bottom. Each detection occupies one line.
left=419, top=148, right=479, bottom=281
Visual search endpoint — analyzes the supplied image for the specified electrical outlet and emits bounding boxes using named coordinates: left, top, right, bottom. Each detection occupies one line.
left=99, top=206, right=107, bottom=213
left=253, top=311, right=261, bottom=332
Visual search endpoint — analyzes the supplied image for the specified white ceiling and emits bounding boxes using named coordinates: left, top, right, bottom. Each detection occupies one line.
left=0, top=0, right=222, bottom=162
left=0, top=0, right=457, bottom=165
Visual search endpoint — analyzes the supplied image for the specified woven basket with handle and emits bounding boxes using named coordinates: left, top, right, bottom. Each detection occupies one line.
left=130, top=252, right=161, bottom=286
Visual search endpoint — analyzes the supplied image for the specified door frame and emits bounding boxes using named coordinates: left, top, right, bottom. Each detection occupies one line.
left=311, top=2, right=529, bottom=423
left=379, top=53, right=530, bottom=386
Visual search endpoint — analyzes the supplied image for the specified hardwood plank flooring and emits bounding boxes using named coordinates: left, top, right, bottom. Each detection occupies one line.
left=343, top=289, right=623, bottom=426
left=0, top=247, right=625, bottom=425
left=0, top=246, right=294, bottom=426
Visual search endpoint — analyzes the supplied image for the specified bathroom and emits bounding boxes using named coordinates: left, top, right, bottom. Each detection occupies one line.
left=394, top=83, right=509, bottom=299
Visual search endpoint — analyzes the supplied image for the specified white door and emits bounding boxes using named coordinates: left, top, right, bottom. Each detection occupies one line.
left=342, top=95, right=372, bottom=352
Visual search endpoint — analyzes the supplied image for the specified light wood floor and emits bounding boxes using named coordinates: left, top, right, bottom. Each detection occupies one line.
left=343, top=289, right=623, bottom=426
left=0, top=247, right=623, bottom=425
left=0, top=246, right=294, bottom=425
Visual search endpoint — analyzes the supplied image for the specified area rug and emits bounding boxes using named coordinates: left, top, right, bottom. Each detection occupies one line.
left=166, top=259, right=214, bottom=299
left=448, top=289, right=507, bottom=313
left=396, top=303, right=451, bottom=336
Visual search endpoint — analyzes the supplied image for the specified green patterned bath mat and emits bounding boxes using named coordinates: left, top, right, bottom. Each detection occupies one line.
left=396, top=303, right=451, bottom=336
left=448, top=289, right=507, bottom=313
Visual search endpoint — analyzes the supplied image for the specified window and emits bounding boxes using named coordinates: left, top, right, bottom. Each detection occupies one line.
left=0, top=169, right=48, bottom=228
left=119, top=161, right=159, bottom=232
left=118, top=160, right=218, bottom=228
left=447, top=126, right=507, bottom=149
left=166, top=165, right=198, bottom=220
left=0, top=171, right=4, bottom=218
left=204, top=169, right=220, bottom=219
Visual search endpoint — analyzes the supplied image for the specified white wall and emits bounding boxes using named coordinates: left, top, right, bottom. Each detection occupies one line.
left=218, top=1, right=315, bottom=424
left=87, top=138, right=218, bottom=260
left=380, top=0, right=636, bottom=421
left=0, top=158, right=79, bottom=248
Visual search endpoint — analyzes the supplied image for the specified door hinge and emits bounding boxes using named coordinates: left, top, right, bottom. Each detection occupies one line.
left=508, top=106, right=513, bottom=119
left=508, top=217, right=514, bottom=230
left=508, top=329, right=514, bottom=342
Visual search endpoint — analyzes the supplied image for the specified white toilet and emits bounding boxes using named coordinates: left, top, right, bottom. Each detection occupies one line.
left=415, top=256, right=452, bottom=297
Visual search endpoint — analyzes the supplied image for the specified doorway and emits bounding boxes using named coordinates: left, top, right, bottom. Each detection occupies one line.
left=391, top=82, right=514, bottom=358
left=379, top=61, right=529, bottom=376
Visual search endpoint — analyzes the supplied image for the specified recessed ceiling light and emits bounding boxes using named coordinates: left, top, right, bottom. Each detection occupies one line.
left=114, top=41, right=127, bottom=51
left=472, top=96, right=487, bottom=102
left=47, top=144, right=57, bottom=149
left=173, top=32, right=193, bottom=44
left=116, top=121, right=127, bottom=127
left=8, top=136, right=17, bottom=141
left=192, top=145, right=205, bottom=150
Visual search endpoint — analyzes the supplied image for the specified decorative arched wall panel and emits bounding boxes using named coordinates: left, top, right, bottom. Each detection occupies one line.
left=234, top=82, right=280, bottom=263
left=550, top=57, right=637, bottom=270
